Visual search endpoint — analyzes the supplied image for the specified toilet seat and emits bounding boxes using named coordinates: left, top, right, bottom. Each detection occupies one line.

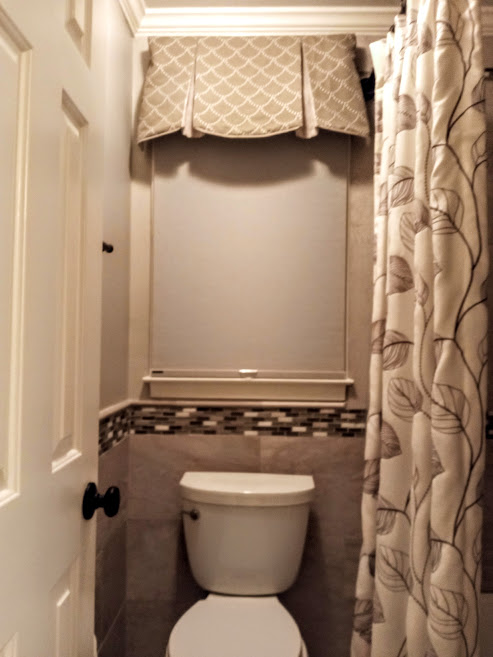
left=167, top=594, right=303, bottom=657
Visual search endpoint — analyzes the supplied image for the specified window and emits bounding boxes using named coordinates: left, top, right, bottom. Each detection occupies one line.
left=147, top=131, right=352, bottom=402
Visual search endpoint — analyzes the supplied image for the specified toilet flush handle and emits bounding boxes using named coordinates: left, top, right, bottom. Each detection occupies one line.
left=182, top=509, right=200, bottom=521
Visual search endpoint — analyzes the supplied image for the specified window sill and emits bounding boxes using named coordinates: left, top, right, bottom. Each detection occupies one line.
left=142, top=375, right=354, bottom=404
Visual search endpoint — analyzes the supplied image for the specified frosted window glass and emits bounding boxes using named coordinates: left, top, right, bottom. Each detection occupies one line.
left=151, top=132, right=348, bottom=378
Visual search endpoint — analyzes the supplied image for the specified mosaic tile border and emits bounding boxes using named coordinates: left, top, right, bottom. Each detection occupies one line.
left=100, top=407, right=493, bottom=454
left=99, top=406, right=131, bottom=455
left=99, top=404, right=367, bottom=452
left=128, top=405, right=368, bottom=438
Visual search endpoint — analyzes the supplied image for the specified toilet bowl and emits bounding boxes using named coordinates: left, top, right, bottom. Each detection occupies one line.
left=165, top=472, right=315, bottom=657
left=166, top=594, right=308, bottom=657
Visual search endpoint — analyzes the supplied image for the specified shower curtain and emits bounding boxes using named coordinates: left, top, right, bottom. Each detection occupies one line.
left=351, top=1, right=487, bottom=656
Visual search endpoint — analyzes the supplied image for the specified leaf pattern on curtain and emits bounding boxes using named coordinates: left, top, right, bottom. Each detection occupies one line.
left=351, top=1, right=487, bottom=656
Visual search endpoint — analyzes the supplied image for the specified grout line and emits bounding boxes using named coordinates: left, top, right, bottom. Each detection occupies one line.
left=99, top=402, right=368, bottom=453
left=96, top=599, right=126, bottom=656
left=98, top=406, right=493, bottom=455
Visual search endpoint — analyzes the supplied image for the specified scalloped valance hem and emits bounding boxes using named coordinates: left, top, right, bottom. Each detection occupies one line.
left=137, top=34, right=370, bottom=144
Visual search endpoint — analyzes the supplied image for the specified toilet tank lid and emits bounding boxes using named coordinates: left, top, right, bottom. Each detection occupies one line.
left=179, top=472, right=315, bottom=506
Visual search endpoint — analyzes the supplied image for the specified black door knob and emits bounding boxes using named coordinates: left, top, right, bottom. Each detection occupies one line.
left=82, top=482, right=120, bottom=520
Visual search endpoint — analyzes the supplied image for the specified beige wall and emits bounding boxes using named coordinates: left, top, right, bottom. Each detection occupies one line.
left=128, top=37, right=152, bottom=401
left=99, top=0, right=133, bottom=410
left=127, top=36, right=375, bottom=407
left=346, top=99, right=374, bottom=409
left=151, top=133, right=349, bottom=378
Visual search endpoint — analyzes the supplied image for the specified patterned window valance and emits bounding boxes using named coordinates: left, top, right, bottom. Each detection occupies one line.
left=136, top=34, right=370, bottom=144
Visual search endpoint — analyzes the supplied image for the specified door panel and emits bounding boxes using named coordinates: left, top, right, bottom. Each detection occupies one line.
left=0, top=4, right=30, bottom=503
left=0, top=0, right=103, bottom=655
left=66, top=0, right=92, bottom=64
left=0, top=635, right=18, bottom=657
left=52, top=559, right=80, bottom=657
left=52, top=91, right=87, bottom=470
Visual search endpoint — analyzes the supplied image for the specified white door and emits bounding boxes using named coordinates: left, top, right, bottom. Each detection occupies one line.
left=0, top=0, right=104, bottom=655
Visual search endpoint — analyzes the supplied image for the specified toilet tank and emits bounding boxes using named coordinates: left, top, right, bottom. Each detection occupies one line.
left=180, top=472, right=315, bottom=596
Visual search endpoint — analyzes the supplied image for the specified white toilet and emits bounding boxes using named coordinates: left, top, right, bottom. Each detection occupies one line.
left=166, top=471, right=315, bottom=657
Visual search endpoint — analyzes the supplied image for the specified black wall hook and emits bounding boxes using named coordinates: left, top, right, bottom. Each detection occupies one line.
left=102, top=241, right=114, bottom=253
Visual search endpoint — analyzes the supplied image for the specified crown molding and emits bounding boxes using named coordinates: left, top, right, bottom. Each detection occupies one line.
left=120, top=3, right=493, bottom=38
left=118, top=0, right=146, bottom=35
left=138, top=6, right=395, bottom=36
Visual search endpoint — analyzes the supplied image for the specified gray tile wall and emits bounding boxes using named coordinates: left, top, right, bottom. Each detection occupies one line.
left=125, top=433, right=365, bottom=657
left=96, top=413, right=493, bottom=657
left=96, top=437, right=129, bottom=657
left=126, top=433, right=259, bottom=656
